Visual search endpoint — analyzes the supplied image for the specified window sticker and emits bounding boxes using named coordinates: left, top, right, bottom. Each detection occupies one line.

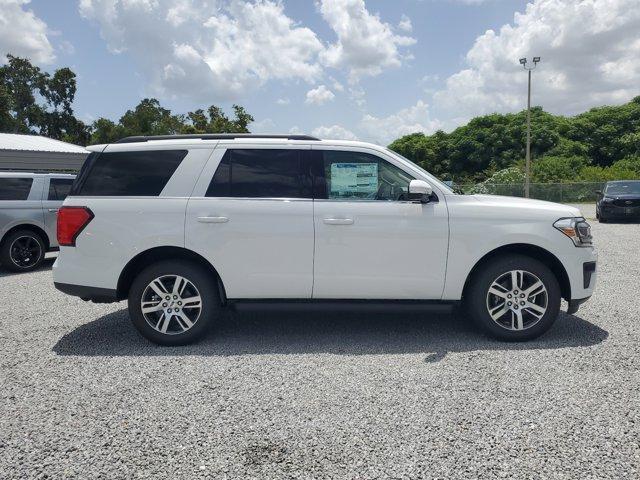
left=329, top=162, right=378, bottom=198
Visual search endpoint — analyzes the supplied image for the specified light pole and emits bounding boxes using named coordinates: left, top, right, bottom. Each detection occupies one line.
left=519, top=56, right=540, bottom=198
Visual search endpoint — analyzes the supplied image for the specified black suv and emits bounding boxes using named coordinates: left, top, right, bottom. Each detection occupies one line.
left=596, top=180, right=640, bottom=223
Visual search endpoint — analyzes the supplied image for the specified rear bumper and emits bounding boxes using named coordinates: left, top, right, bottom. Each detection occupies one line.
left=54, top=282, right=118, bottom=303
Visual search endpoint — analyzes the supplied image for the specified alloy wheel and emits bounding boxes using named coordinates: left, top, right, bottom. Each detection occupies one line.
left=485, top=269, right=548, bottom=331
left=9, top=235, right=42, bottom=269
left=140, top=275, right=202, bottom=335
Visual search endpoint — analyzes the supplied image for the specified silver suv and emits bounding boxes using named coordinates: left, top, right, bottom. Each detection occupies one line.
left=0, top=172, right=75, bottom=272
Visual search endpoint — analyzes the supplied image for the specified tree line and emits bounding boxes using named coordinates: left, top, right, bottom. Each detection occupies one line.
left=2, top=54, right=638, bottom=184
left=389, top=97, right=640, bottom=184
left=0, top=55, right=253, bottom=146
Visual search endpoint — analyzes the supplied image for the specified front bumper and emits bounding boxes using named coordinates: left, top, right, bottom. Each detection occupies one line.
left=563, top=258, right=596, bottom=314
left=567, top=296, right=591, bottom=315
left=600, top=204, right=640, bottom=219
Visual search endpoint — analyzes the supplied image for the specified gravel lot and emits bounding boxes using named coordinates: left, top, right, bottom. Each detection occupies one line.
left=1, top=205, right=638, bottom=479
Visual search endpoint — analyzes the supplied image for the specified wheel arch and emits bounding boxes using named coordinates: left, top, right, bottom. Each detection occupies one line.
left=116, top=246, right=227, bottom=304
left=1, top=223, right=51, bottom=251
left=461, top=243, right=571, bottom=302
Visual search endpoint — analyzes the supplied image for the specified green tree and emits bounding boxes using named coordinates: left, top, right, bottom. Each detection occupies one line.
left=183, top=104, right=254, bottom=133
left=532, top=156, right=589, bottom=183
left=0, top=54, right=88, bottom=144
left=390, top=96, right=640, bottom=184
left=89, top=118, right=126, bottom=144
left=119, top=98, right=184, bottom=136
left=0, top=55, right=47, bottom=134
left=91, top=99, right=255, bottom=143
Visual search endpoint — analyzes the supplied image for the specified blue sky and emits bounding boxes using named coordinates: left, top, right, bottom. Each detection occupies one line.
left=2, top=0, right=639, bottom=144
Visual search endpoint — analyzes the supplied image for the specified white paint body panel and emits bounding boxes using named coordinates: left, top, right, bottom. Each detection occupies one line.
left=443, top=195, right=596, bottom=301
left=53, top=197, right=187, bottom=289
left=313, top=199, right=448, bottom=298
left=186, top=197, right=314, bottom=298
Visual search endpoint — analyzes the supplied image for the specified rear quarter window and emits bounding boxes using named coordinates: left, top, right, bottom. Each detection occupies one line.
left=48, top=178, right=74, bottom=201
left=0, top=178, right=34, bottom=200
left=72, top=150, right=188, bottom=196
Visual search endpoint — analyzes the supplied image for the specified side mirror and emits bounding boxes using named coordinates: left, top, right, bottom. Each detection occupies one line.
left=595, top=190, right=602, bottom=196
left=409, top=180, right=433, bottom=203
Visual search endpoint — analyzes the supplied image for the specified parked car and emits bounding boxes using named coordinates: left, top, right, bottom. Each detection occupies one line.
left=596, top=180, right=640, bottom=223
left=53, top=134, right=597, bottom=345
left=1, top=172, right=75, bottom=272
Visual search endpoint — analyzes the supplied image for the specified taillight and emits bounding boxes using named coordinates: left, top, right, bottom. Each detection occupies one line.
left=57, top=206, right=94, bottom=247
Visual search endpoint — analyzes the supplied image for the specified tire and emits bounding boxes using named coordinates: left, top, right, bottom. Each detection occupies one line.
left=128, top=260, right=220, bottom=346
left=598, top=216, right=607, bottom=223
left=0, top=229, right=46, bottom=272
left=465, top=254, right=561, bottom=341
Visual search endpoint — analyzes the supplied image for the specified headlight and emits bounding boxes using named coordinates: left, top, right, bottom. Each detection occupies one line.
left=554, top=217, right=593, bottom=247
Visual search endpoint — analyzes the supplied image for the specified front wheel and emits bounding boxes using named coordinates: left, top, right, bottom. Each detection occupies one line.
left=0, top=230, right=46, bottom=272
left=465, top=254, right=561, bottom=341
left=128, top=260, right=220, bottom=345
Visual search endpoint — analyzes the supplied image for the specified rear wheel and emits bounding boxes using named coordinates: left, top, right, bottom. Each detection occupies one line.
left=465, top=254, right=561, bottom=341
left=128, top=260, right=220, bottom=345
left=0, top=230, right=46, bottom=272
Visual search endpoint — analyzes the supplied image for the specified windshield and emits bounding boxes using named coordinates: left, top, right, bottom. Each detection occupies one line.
left=605, top=181, right=640, bottom=195
left=384, top=148, right=454, bottom=194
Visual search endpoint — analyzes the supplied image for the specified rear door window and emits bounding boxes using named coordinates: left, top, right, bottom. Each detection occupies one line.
left=73, top=150, right=187, bottom=196
left=206, top=149, right=310, bottom=198
left=0, top=178, right=33, bottom=200
left=48, top=178, right=74, bottom=201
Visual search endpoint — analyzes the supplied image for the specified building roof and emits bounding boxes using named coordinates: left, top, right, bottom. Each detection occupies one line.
left=0, top=133, right=87, bottom=154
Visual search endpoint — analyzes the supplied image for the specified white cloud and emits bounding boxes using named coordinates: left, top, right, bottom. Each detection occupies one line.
left=330, top=77, right=344, bottom=91
left=250, top=117, right=276, bottom=133
left=349, top=84, right=366, bottom=107
left=276, top=98, right=290, bottom=105
left=312, top=124, right=358, bottom=140
left=318, top=0, right=416, bottom=81
left=58, top=40, right=76, bottom=56
left=360, top=100, right=442, bottom=145
left=305, top=84, right=335, bottom=105
left=433, top=0, right=640, bottom=125
left=0, top=0, right=54, bottom=63
left=398, top=14, right=412, bottom=32
left=79, top=0, right=324, bottom=101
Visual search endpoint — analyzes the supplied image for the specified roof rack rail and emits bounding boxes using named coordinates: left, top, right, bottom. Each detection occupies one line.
left=114, top=134, right=320, bottom=144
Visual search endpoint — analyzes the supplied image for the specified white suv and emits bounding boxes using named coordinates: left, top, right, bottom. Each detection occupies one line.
left=53, top=134, right=597, bottom=345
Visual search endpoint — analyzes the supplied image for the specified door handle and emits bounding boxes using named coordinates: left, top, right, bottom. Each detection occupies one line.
left=323, top=218, right=354, bottom=225
left=48, top=208, right=59, bottom=213
left=197, top=216, right=229, bottom=223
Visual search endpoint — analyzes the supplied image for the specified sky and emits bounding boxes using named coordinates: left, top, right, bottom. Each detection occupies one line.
left=1, top=0, right=639, bottom=145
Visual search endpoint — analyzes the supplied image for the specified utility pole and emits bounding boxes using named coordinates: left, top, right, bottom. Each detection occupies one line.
left=519, top=57, right=540, bottom=198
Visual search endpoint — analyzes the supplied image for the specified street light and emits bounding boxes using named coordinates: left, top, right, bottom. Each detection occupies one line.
left=520, top=56, right=540, bottom=198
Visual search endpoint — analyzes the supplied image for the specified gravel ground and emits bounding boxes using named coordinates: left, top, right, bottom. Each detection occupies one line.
left=1, top=207, right=639, bottom=479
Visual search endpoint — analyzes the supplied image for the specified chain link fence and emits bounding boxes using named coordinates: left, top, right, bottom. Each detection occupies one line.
left=457, top=182, right=605, bottom=203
